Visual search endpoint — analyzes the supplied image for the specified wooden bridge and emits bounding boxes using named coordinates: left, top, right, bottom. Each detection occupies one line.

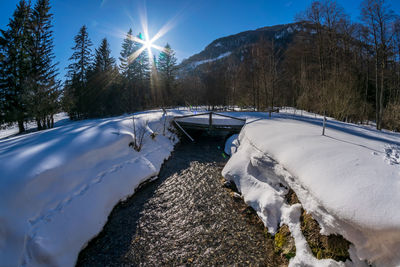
left=173, top=112, right=246, bottom=141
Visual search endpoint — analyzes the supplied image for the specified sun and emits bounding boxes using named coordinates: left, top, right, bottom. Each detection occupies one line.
left=124, top=6, right=178, bottom=65
left=126, top=31, right=163, bottom=66
left=143, top=39, right=153, bottom=50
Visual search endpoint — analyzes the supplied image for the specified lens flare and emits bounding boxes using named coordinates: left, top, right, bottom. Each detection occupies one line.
left=124, top=5, right=180, bottom=65
left=126, top=34, right=157, bottom=65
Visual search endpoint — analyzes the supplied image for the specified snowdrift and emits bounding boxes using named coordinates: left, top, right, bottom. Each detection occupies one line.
left=222, top=115, right=400, bottom=266
left=0, top=111, right=177, bottom=266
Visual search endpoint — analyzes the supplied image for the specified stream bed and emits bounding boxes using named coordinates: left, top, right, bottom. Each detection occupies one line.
left=77, top=135, right=281, bottom=266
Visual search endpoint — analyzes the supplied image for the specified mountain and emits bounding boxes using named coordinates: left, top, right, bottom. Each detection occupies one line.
left=179, top=21, right=313, bottom=73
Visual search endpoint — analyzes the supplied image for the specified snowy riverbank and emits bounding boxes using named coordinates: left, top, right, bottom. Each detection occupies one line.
left=1, top=108, right=400, bottom=266
left=222, top=113, right=400, bottom=266
left=0, top=111, right=178, bottom=266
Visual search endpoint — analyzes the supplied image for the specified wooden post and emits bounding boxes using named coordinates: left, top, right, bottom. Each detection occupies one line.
left=162, top=108, right=167, bottom=136
left=209, top=112, right=213, bottom=131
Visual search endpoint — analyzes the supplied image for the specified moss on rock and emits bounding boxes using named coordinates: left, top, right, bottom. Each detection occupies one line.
left=301, top=211, right=350, bottom=262
left=274, top=225, right=296, bottom=261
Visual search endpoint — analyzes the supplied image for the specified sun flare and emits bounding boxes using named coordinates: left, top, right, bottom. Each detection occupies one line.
left=123, top=6, right=178, bottom=65
left=143, top=39, right=152, bottom=50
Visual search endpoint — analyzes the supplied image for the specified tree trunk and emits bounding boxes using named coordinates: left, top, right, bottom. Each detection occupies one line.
left=18, top=120, right=25, bottom=133
left=263, top=69, right=268, bottom=110
left=47, top=117, right=51, bottom=129
left=270, top=80, right=274, bottom=118
left=378, top=60, right=384, bottom=130
left=36, top=119, right=42, bottom=130
left=375, top=55, right=380, bottom=129
left=364, top=63, right=369, bottom=124
left=252, top=72, right=256, bottom=111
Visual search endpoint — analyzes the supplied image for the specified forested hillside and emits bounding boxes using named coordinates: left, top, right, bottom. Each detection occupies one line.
left=178, top=1, right=400, bottom=131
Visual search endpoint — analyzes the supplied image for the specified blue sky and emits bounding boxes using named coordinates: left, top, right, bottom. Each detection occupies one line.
left=1, top=0, right=399, bottom=80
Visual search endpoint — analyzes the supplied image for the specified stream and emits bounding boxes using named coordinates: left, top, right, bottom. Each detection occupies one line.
left=77, top=135, right=280, bottom=266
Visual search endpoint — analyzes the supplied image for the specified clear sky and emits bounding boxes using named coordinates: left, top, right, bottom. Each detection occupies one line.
left=1, top=0, right=399, bottom=80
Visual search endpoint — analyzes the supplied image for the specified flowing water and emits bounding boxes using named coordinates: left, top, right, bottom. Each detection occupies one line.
left=77, top=135, right=280, bottom=266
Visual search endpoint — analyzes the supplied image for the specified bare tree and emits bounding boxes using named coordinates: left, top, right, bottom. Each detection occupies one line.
left=130, top=116, right=148, bottom=152
left=361, top=0, right=395, bottom=129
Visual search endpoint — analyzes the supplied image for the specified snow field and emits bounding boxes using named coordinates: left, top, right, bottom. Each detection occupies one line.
left=0, top=111, right=178, bottom=267
left=2, top=107, right=400, bottom=266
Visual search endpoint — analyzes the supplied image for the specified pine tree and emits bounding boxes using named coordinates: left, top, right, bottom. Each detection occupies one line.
left=157, top=43, right=178, bottom=106
left=67, top=25, right=93, bottom=83
left=86, top=38, right=119, bottom=117
left=29, top=0, right=60, bottom=129
left=150, top=54, right=160, bottom=106
left=64, top=25, right=93, bottom=119
left=119, top=31, right=150, bottom=111
left=119, top=28, right=135, bottom=79
left=135, top=33, right=150, bottom=82
left=0, top=0, right=32, bottom=133
left=133, top=33, right=150, bottom=108
left=93, top=38, right=115, bottom=72
left=119, top=29, right=136, bottom=111
left=0, top=39, right=6, bottom=125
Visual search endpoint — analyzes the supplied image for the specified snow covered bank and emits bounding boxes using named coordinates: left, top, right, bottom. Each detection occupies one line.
left=222, top=116, right=400, bottom=266
left=0, top=111, right=177, bottom=266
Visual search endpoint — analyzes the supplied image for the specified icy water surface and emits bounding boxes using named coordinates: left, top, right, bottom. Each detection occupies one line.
left=77, top=135, right=279, bottom=266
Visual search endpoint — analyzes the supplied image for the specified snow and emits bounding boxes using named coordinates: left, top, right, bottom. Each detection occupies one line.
left=222, top=110, right=400, bottom=266
left=275, top=31, right=286, bottom=39
left=2, top=107, right=400, bottom=266
left=0, top=110, right=178, bottom=267
left=224, top=134, right=239, bottom=155
left=286, top=24, right=302, bottom=34
left=192, top=51, right=232, bottom=67
left=384, top=144, right=400, bottom=165
left=0, top=113, right=70, bottom=140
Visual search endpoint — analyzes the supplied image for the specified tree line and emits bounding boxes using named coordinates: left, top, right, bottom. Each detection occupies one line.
left=0, top=0, right=59, bottom=133
left=1, top=0, right=399, bottom=133
left=62, top=27, right=179, bottom=120
left=0, top=0, right=179, bottom=132
left=180, top=0, right=400, bottom=131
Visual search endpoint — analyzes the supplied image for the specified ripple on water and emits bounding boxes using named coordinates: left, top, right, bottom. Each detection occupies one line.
left=77, top=136, right=280, bottom=266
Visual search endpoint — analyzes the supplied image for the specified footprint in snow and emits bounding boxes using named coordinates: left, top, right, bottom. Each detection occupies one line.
left=384, top=145, right=400, bottom=165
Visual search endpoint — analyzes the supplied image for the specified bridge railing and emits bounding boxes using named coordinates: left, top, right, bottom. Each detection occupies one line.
left=173, top=112, right=246, bottom=141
